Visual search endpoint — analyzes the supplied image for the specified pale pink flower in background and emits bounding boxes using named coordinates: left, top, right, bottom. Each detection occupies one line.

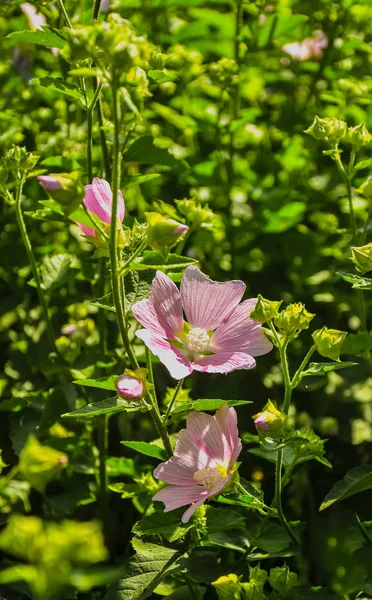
left=116, top=374, right=144, bottom=399
left=282, top=30, right=328, bottom=62
left=37, top=175, right=62, bottom=191
left=76, top=177, right=125, bottom=237
left=20, top=3, right=46, bottom=30
left=132, top=266, right=272, bottom=380
left=99, top=0, right=111, bottom=12
left=153, top=404, right=242, bottom=522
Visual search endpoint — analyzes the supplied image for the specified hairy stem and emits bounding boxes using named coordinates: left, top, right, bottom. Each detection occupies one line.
left=97, top=415, right=109, bottom=541
left=56, top=0, right=72, bottom=28
left=275, top=450, right=298, bottom=545
left=145, top=348, right=173, bottom=457
left=15, top=179, right=58, bottom=355
left=164, top=379, right=184, bottom=423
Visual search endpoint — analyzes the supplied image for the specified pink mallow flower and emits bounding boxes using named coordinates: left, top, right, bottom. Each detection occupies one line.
left=132, top=266, right=272, bottom=380
left=282, top=30, right=328, bottom=62
left=76, top=177, right=125, bottom=237
left=153, top=404, right=241, bottom=522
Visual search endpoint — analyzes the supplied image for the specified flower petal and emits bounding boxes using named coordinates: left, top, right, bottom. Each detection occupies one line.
left=181, top=499, right=206, bottom=523
left=186, top=411, right=226, bottom=463
left=76, top=222, right=96, bottom=237
left=215, top=405, right=242, bottom=467
left=153, top=457, right=196, bottom=486
left=210, top=299, right=273, bottom=356
left=152, top=485, right=208, bottom=512
left=135, top=329, right=192, bottom=380
left=192, top=351, right=256, bottom=374
left=132, top=271, right=184, bottom=338
left=181, top=266, right=246, bottom=331
left=84, top=178, right=125, bottom=225
left=173, top=429, right=211, bottom=471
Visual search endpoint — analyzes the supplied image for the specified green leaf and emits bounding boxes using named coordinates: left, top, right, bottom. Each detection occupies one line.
left=7, top=27, right=67, bottom=48
left=258, top=13, right=309, bottom=47
left=354, top=158, right=372, bottom=172
left=91, top=293, right=116, bottom=313
left=341, top=332, right=372, bottom=355
left=122, top=174, right=162, bottom=188
left=148, top=70, right=178, bottom=84
left=62, top=397, right=140, bottom=419
left=70, top=566, right=125, bottom=591
left=104, top=538, right=179, bottom=600
left=73, top=376, right=118, bottom=391
left=320, top=465, right=372, bottom=511
left=124, top=136, right=188, bottom=169
left=261, top=202, right=306, bottom=233
left=0, top=564, right=38, bottom=586
left=171, top=399, right=251, bottom=416
left=205, top=506, right=246, bottom=533
left=40, top=254, right=71, bottom=292
left=337, top=271, right=372, bottom=290
left=302, top=362, right=357, bottom=376
left=130, top=251, right=198, bottom=273
left=132, top=509, right=195, bottom=542
left=120, top=441, right=166, bottom=461
left=30, top=77, right=83, bottom=100
left=268, top=566, right=299, bottom=595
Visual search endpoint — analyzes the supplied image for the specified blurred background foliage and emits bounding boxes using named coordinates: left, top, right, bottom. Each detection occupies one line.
left=1, top=0, right=372, bottom=598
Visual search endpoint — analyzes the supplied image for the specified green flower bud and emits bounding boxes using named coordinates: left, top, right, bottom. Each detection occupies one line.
left=358, top=176, right=372, bottom=199
left=253, top=400, right=286, bottom=438
left=212, top=574, right=241, bottom=600
left=4, top=146, right=39, bottom=174
left=249, top=294, right=282, bottom=323
left=351, top=242, right=372, bottom=275
left=312, top=326, right=347, bottom=361
left=304, top=116, right=347, bottom=143
left=274, top=302, right=315, bottom=338
left=19, top=435, right=68, bottom=493
left=145, top=212, right=189, bottom=257
left=346, top=122, right=372, bottom=147
left=37, top=172, right=84, bottom=213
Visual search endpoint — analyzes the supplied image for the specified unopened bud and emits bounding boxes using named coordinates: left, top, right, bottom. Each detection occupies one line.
left=253, top=400, right=285, bottom=437
left=346, top=122, right=372, bottom=147
left=274, top=303, right=315, bottom=338
left=351, top=243, right=372, bottom=275
left=312, top=326, right=347, bottom=361
left=116, top=369, right=147, bottom=400
left=146, top=212, right=189, bottom=257
left=37, top=172, right=83, bottom=212
left=4, top=146, right=39, bottom=173
left=249, top=295, right=282, bottom=323
left=358, top=176, right=372, bottom=199
left=305, top=116, right=347, bottom=143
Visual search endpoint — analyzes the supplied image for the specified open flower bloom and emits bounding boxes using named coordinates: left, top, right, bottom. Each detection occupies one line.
left=132, top=266, right=272, bottom=380
left=282, top=30, right=328, bottom=61
left=76, top=177, right=125, bottom=237
left=153, top=404, right=241, bottom=522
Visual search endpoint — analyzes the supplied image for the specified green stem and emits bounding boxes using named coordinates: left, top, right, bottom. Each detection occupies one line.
left=145, top=348, right=173, bottom=457
left=278, top=339, right=292, bottom=414
left=93, top=0, right=101, bottom=20
left=355, top=513, right=372, bottom=544
left=232, top=0, right=243, bottom=120
left=57, top=0, right=73, bottom=27
left=291, top=345, right=316, bottom=388
left=109, top=74, right=138, bottom=370
left=236, top=481, right=249, bottom=496
left=275, top=449, right=298, bottom=545
left=120, top=239, right=148, bottom=275
left=98, top=258, right=107, bottom=354
left=164, top=379, right=184, bottom=423
left=97, top=415, right=109, bottom=540
left=145, top=346, right=155, bottom=387
left=334, top=154, right=358, bottom=245
left=15, top=179, right=58, bottom=355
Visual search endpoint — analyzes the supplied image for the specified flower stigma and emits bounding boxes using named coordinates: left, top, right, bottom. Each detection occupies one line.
left=185, top=327, right=210, bottom=354
left=193, top=464, right=228, bottom=490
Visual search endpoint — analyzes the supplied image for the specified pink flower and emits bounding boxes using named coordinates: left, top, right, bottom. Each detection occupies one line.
left=76, top=177, right=125, bottom=237
left=282, top=30, right=328, bottom=62
left=116, top=374, right=144, bottom=399
left=37, top=175, right=62, bottom=191
left=153, top=404, right=241, bottom=522
left=21, top=3, right=46, bottom=30
left=132, top=266, right=272, bottom=380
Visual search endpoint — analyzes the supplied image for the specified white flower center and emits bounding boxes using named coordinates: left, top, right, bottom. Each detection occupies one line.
left=185, top=327, right=210, bottom=354
left=193, top=465, right=227, bottom=490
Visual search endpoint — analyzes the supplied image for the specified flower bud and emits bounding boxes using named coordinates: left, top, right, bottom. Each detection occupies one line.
left=358, top=176, right=372, bottom=199
left=145, top=212, right=189, bottom=257
left=116, top=369, right=147, bottom=400
left=212, top=574, right=241, bottom=600
left=4, top=146, right=39, bottom=173
left=351, top=243, right=372, bottom=275
left=249, top=295, right=282, bottom=323
left=38, top=173, right=83, bottom=213
left=312, top=326, right=347, bottom=361
left=274, top=303, right=315, bottom=338
left=253, top=400, right=285, bottom=437
left=304, top=116, right=347, bottom=143
left=346, top=122, right=372, bottom=147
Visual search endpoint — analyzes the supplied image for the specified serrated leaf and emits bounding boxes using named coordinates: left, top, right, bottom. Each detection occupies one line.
left=73, top=376, right=118, bottom=391
left=337, top=271, right=372, bottom=290
left=7, top=27, right=66, bottom=48
left=120, top=441, right=166, bottom=461
left=302, top=362, right=357, bottom=376
left=130, top=251, right=198, bottom=273
left=132, top=509, right=194, bottom=542
left=341, top=332, right=372, bottom=355
left=320, top=465, right=372, bottom=511
left=122, top=174, right=162, bottom=188
left=171, top=399, right=251, bottom=416
left=206, top=507, right=245, bottom=533
left=125, top=271, right=153, bottom=313
left=91, top=293, right=116, bottom=313
left=62, top=397, right=140, bottom=419
left=40, top=254, right=71, bottom=292
left=31, top=77, right=83, bottom=100
left=104, top=538, right=178, bottom=600
left=124, top=136, right=188, bottom=169
left=354, top=158, right=372, bottom=172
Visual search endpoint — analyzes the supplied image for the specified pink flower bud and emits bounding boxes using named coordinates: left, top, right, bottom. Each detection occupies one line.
left=37, top=175, right=62, bottom=191
left=77, top=177, right=125, bottom=238
left=254, top=411, right=272, bottom=431
left=116, top=374, right=144, bottom=400
left=172, top=223, right=189, bottom=236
